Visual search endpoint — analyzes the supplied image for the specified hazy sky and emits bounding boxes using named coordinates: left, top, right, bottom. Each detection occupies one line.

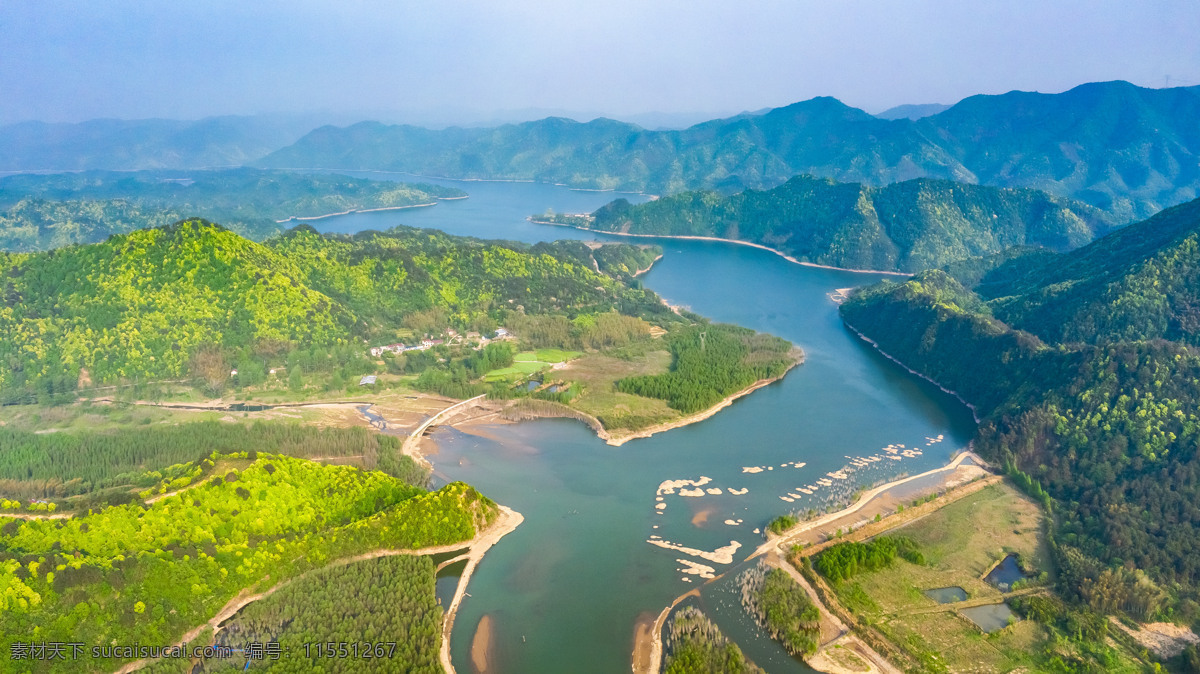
left=3, top=0, right=1199, bottom=125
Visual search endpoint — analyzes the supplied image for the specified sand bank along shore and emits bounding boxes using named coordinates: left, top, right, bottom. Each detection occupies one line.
left=633, top=589, right=700, bottom=674
left=409, top=347, right=802, bottom=451
left=529, top=219, right=912, bottom=277
left=634, top=451, right=992, bottom=674
left=600, top=347, right=804, bottom=447
left=751, top=449, right=988, bottom=559
left=275, top=201, right=440, bottom=223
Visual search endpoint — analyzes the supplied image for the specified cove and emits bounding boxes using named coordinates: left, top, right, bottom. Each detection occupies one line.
left=309, top=172, right=978, bottom=673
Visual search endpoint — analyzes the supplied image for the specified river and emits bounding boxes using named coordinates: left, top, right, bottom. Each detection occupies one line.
left=309, top=172, right=978, bottom=673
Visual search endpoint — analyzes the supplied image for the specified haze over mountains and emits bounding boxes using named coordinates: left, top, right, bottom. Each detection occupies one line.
left=3, top=81, right=1195, bottom=226
left=872, top=103, right=951, bottom=121
left=0, top=116, right=333, bottom=172
left=259, top=81, right=1200, bottom=222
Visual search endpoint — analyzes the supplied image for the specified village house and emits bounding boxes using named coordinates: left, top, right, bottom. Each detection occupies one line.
left=369, top=343, right=405, bottom=357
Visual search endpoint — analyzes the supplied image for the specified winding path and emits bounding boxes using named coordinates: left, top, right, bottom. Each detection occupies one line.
left=111, top=505, right=523, bottom=674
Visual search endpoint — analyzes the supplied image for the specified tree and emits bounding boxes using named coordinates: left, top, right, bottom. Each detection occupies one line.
left=189, top=347, right=230, bottom=395
left=288, top=367, right=304, bottom=392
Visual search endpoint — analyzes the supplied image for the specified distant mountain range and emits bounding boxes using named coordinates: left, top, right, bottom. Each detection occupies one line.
left=873, top=103, right=951, bottom=121
left=257, top=81, right=1200, bottom=222
left=0, top=116, right=325, bottom=171
left=554, top=175, right=1114, bottom=273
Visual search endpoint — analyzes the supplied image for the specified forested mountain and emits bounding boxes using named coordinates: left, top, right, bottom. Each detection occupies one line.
left=0, top=115, right=321, bottom=171
left=0, top=219, right=671, bottom=399
left=565, top=175, right=1112, bottom=272
left=916, top=81, right=1200, bottom=221
left=967, top=198, right=1200, bottom=346
left=258, top=81, right=1200, bottom=219
left=839, top=196, right=1200, bottom=619
left=0, top=169, right=466, bottom=250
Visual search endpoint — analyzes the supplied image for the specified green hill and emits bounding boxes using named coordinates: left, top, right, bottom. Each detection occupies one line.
left=567, top=175, right=1112, bottom=272
left=258, top=81, right=1200, bottom=219
left=969, top=199, right=1200, bottom=346
left=0, top=168, right=466, bottom=251
left=0, top=219, right=671, bottom=399
left=839, top=197, right=1200, bottom=616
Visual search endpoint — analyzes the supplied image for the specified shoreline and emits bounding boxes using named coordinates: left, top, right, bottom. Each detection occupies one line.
left=599, top=348, right=804, bottom=446
left=266, top=167, right=653, bottom=197
left=401, top=394, right=489, bottom=469
left=274, top=199, right=458, bottom=224
left=529, top=219, right=912, bottom=277
left=405, top=348, right=804, bottom=453
left=632, top=253, right=664, bottom=278
left=635, top=589, right=700, bottom=673
left=637, top=451, right=989, bottom=674
left=439, top=506, right=524, bottom=674
left=750, top=448, right=987, bottom=560
left=841, top=321, right=982, bottom=424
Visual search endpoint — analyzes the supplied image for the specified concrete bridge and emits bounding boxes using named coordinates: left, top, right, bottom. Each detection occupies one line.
left=402, top=394, right=488, bottom=457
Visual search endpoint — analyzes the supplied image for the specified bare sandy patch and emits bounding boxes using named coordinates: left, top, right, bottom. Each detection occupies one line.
left=470, top=614, right=493, bottom=673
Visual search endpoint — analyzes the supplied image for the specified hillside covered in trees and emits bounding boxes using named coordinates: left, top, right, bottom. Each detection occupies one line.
left=0, top=421, right=426, bottom=503
left=259, top=81, right=1200, bottom=220
left=0, top=453, right=495, bottom=672
left=0, top=218, right=799, bottom=439
left=0, top=169, right=466, bottom=251
left=175, top=555, right=445, bottom=673
left=0, top=219, right=668, bottom=399
left=560, top=175, right=1113, bottom=272
left=839, top=196, right=1200, bottom=622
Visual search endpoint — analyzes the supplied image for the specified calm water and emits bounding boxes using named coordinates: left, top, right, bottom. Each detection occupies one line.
left=960, top=603, right=1019, bottom=633
left=924, top=587, right=969, bottom=604
left=312, top=174, right=978, bottom=673
left=985, top=554, right=1027, bottom=592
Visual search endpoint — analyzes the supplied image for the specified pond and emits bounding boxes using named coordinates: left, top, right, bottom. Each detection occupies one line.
left=985, top=554, right=1027, bottom=592
left=960, top=602, right=1018, bottom=633
left=923, top=586, right=968, bottom=604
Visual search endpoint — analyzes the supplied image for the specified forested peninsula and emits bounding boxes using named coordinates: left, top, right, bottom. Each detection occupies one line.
left=0, top=218, right=800, bottom=442
left=538, top=175, right=1113, bottom=273
left=840, top=195, right=1200, bottom=626
left=0, top=169, right=466, bottom=251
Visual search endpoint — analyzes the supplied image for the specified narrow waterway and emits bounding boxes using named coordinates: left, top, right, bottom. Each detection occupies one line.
left=310, top=172, right=978, bottom=673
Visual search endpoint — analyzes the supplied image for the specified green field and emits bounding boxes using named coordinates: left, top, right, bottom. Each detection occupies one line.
left=815, top=482, right=1146, bottom=673
left=484, top=349, right=582, bottom=382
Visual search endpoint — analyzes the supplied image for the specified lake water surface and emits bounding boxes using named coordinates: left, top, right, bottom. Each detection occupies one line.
left=314, top=173, right=978, bottom=673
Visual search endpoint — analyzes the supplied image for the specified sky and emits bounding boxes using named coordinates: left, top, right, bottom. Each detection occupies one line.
left=3, top=0, right=1199, bottom=126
